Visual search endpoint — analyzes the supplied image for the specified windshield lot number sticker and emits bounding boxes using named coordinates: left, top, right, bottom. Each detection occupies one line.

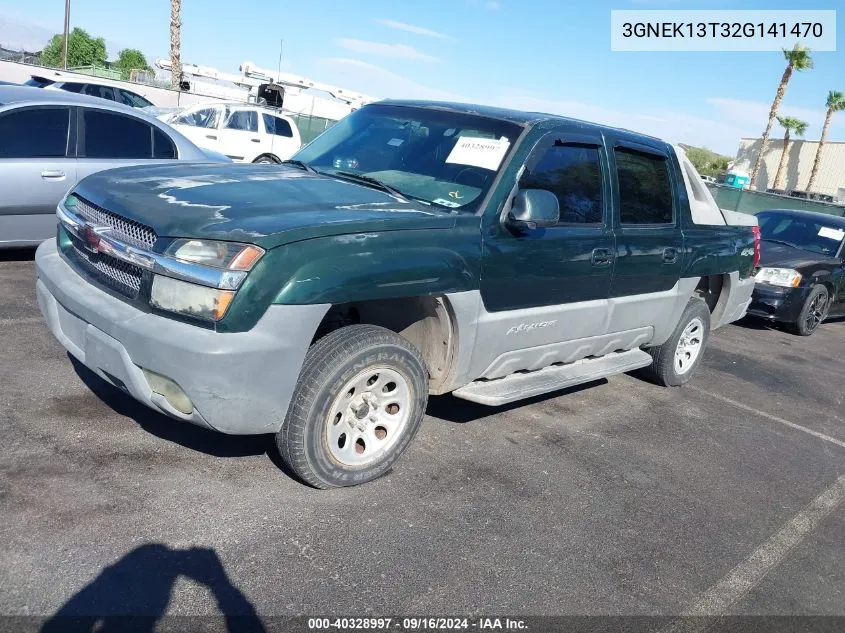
left=446, top=136, right=511, bottom=171
left=818, top=227, right=845, bottom=241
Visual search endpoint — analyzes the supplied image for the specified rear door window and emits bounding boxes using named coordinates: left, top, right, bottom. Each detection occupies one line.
left=614, top=148, right=674, bottom=225
left=80, top=109, right=153, bottom=158
left=0, top=107, right=70, bottom=158
left=152, top=128, right=177, bottom=159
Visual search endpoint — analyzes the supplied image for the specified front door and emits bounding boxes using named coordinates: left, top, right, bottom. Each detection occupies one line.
left=218, top=108, right=266, bottom=162
left=0, top=105, right=75, bottom=244
left=478, top=129, right=616, bottom=367
left=606, top=140, right=684, bottom=332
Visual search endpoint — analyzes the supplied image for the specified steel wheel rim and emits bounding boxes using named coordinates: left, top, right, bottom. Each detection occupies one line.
left=325, top=366, right=412, bottom=467
left=805, top=293, right=828, bottom=331
left=674, top=317, right=704, bottom=375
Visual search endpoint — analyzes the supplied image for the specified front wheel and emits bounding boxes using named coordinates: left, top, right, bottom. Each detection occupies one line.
left=277, top=325, right=429, bottom=489
left=790, top=284, right=829, bottom=336
left=638, top=297, right=711, bottom=387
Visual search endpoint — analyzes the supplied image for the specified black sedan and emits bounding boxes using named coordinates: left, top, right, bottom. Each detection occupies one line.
left=747, top=208, right=845, bottom=335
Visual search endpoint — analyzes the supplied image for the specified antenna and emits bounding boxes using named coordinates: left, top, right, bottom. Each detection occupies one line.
left=277, top=39, right=284, bottom=79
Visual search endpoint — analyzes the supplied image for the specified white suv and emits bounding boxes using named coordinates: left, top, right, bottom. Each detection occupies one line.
left=162, top=103, right=302, bottom=164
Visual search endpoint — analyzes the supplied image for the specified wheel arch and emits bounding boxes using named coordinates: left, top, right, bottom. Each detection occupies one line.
left=252, top=153, right=280, bottom=164
left=312, top=295, right=460, bottom=393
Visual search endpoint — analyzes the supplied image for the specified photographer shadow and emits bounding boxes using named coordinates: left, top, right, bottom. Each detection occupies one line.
left=41, top=543, right=266, bottom=633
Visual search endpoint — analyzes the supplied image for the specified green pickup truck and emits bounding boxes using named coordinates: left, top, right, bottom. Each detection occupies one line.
left=35, top=100, right=759, bottom=488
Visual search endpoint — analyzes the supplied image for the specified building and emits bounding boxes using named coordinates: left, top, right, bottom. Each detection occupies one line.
left=733, top=137, right=845, bottom=200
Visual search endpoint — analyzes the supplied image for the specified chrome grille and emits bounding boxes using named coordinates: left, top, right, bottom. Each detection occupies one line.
left=68, top=234, right=143, bottom=299
left=75, top=197, right=157, bottom=250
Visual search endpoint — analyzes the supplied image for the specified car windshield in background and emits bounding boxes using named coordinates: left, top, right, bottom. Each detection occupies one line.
left=757, top=211, right=845, bottom=256
left=293, top=104, right=523, bottom=212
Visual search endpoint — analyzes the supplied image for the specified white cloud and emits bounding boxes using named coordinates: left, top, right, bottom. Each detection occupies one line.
left=318, top=58, right=469, bottom=102
left=705, top=97, right=843, bottom=139
left=336, top=38, right=441, bottom=63
left=375, top=19, right=452, bottom=40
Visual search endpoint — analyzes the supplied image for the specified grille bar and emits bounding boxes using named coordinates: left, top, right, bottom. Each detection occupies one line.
left=75, top=197, right=157, bottom=250
left=68, top=234, right=143, bottom=299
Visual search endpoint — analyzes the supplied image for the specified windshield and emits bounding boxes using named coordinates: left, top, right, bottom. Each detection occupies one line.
left=293, top=103, right=523, bottom=212
left=757, top=211, right=845, bottom=257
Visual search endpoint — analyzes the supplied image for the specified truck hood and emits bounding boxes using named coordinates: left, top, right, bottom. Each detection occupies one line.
left=72, top=163, right=458, bottom=249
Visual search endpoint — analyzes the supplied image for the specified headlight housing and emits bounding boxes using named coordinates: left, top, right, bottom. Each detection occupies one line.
left=152, top=240, right=265, bottom=321
left=166, top=239, right=264, bottom=271
left=755, top=267, right=802, bottom=288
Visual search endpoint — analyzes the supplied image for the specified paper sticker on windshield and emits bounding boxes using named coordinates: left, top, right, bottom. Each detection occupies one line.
left=445, top=136, right=510, bottom=171
left=818, top=227, right=845, bottom=240
left=432, top=197, right=462, bottom=208
left=387, top=138, right=404, bottom=147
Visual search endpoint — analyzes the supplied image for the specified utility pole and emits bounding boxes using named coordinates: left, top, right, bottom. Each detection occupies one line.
left=61, top=0, right=70, bottom=69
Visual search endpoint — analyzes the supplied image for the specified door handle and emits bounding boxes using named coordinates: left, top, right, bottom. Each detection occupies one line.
left=591, top=248, right=614, bottom=267
left=205, top=134, right=217, bottom=140
left=41, top=170, right=65, bottom=179
left=662, top=247, right=679, bottom=264
left=251, top=138, right=261, bottom=143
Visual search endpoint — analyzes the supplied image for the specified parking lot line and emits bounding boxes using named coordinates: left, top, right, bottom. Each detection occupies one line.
left=662, top=473, right=845, bottom=630
left=689, top=387, right=845, bottom=450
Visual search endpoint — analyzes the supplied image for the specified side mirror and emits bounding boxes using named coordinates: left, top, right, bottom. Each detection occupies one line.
left=506, top=189, right=559, bottom=230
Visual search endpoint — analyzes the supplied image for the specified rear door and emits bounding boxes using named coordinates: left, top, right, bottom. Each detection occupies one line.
left=217, top=108, right=265, bottom=162
left=607, top=140, right=684, bottom=330
left=0, top=105, right=75, bottom=244
left=75, top=106, right=176, bottom=182
left=263, top=113, right=300, bottom=160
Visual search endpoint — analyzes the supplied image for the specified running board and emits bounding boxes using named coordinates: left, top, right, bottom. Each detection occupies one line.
left=452, top=349, right=653, bottom=406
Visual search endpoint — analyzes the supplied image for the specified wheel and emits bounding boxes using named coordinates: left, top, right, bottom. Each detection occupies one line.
left=639, top=297, right=711, bottom=387
left=253, top=154, right=278, bottom=164
left=277, top=325, right=429, bottom=488
left=790, top=284, right=829, bottom=336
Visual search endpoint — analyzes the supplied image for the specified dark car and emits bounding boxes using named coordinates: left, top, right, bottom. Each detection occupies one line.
left=747, top=208, right=845, bottom=335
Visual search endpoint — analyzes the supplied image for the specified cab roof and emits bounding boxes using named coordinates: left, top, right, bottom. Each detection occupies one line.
left=377, top=99, right=664, bottom=144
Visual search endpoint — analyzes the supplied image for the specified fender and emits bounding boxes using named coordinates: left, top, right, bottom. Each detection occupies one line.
left=218, top=218, right=482, bottom=333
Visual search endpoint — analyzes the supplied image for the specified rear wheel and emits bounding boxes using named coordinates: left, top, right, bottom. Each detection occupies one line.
left=277, top=325, right=428, bottom=489
left=638, top=297, right=711, bottom=387
left=791, top=284, right=829, bottom=336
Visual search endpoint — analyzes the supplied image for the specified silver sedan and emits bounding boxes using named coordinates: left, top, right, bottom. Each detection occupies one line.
left=0, top=85, right=230, bottom=248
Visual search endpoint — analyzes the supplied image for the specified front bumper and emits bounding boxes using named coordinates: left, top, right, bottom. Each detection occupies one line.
left=36, top=239, right=329, bottom=434
left=747, top=282, right=809, bottom=323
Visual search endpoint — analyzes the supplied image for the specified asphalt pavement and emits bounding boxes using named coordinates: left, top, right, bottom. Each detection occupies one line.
left=1, top=249, right=844, bottom=626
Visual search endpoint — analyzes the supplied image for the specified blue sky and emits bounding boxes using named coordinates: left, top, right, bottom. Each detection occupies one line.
left=0, top=0, right=843, bottom=155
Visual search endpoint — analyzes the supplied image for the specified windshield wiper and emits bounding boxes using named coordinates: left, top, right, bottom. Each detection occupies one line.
left=333, top=171, right=408, bottom=201
left=762, top=238, right=799, bottom=249
left=280, top=159, right=316, bottom=174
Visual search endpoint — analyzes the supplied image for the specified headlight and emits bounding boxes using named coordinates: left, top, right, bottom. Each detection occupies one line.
left=166, top=239, right=264, bottom=271
left=755, top=267, right=802, bottom=288
left=150, top=275, right=236, bottom=321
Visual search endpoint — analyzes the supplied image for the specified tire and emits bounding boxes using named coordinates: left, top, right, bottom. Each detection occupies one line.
left=638, top=297, right=711, bottom=387
left=253, top=154, right=279, bottom=164
left=277, top=325, right=429, bottom=489
left=790, top=284, right=829, bottom=336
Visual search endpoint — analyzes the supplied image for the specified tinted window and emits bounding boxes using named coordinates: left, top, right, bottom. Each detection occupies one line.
left=225, top=110, right=258, bottom=132
left=153, top=128, right=177, bottom=159
left=118, top=89, right=154, bottom=108
left=0, top=107, right=69, bottom=158
left=60, top=82, right=85, bottom=93
left=82, top=109, right=152, bottom=158
left=174, top=107, right=220, bottom=129
left=520, top=143, right=603, bottom=224
left=615, top=148, right=673, bottom=224
left=83, top=84, right=116, bottom=101
left=24, top=77, right=54, bottom=88
left=263, top=114, right=293, bottom=138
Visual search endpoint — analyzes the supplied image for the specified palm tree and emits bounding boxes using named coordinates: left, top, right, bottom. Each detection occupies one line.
left=806, top=90, right=845, bottom=192
left=749, top=44, right=813, bottom=189
left=169, top=0, right=182, bottom=91
left=772, top=116, right=808, bottom=191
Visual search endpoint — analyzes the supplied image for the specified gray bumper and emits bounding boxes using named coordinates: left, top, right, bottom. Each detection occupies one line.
left=712, top=271, right=756, bottom=329
left=36, top=239, right=329, bottom=435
